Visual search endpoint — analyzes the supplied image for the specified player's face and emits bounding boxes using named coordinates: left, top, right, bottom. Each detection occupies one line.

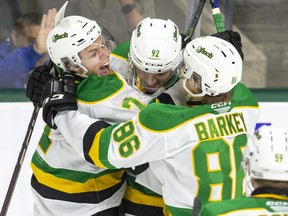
left=79, top=36, right=110, bottom=76
left=134, top=67, right=172, bottom=93
left=183, top=73, right=202, bottom=96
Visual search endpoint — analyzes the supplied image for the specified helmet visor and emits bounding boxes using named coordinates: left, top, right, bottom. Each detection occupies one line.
left=79, top=36, right=110, bottom=76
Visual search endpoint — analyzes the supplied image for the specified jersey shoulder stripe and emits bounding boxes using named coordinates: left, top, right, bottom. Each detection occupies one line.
left=111, top=40, right=130, bottom=59
left=232, top=83, right=259, bottom=107
left=138, top=103, right=212, bottom=131
left=76, top=73, right=125, bottom=103
left=138, top=83, right=259, bottom=131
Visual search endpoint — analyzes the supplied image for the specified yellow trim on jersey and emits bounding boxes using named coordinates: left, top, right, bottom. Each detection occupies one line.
left=110, top=52, right=128, bottom=61
left=218, top=208, right=267, bottom=216
left=31, top=163, right=124, bottom=193
left=124, top=185, right=165, bottom=207
left=233, top=105, right=259, bottom=109
left=253, top=194, right=288, bottom=200
left=89, top=128, right=106, bottom=168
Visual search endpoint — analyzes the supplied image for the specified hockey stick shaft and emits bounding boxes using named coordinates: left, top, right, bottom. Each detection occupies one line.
left=193, top=197, right=201, bottom=216
left=0, top=105, right=40, bottom=216
left=210, top=0, right=225, bottom=32
left=185, top=0, right=207, bottom=38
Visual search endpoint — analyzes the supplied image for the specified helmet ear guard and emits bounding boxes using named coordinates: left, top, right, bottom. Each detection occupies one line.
left=180, top=36, right=242, bottom=98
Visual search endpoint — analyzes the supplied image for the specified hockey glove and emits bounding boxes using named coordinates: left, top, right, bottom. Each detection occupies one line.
left=41, top=72, right=77, bottom=129
left=26, top=64, right=53, bottom=106
left=156, top=93, right=175, bottom=105
left=211, top=30, right=244, bottom=60
left=181, top=33, right=192, bottom=49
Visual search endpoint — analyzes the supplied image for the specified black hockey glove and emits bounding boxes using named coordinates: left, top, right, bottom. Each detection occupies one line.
left=41, top=72, right=77, bottom=129
left=156, top=93, right=175, bottom=105
left=211, top=30, right=244, bottom=60
left=181, top=33, right=192, bottom=49
left=26, top=64, right=53, bottom=106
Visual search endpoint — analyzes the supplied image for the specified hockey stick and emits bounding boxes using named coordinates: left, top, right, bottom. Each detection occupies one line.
left=210, top=0, right=225, bottom=32
left=0, top=107, right=40, bottom=216
left=185, top=0, right=207, bottom=38
left=192, top=197, right=202, bottom=216
left=0, top=61, right=54, bottom=216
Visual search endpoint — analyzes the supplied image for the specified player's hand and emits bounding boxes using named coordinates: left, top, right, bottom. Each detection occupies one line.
left=34, top=8, right=57, bottom=54
left=41, top=72, right=77, bottom=129
left=211, top=30, right=244, bottom=60
left=26, top=64, right=53, bottom=106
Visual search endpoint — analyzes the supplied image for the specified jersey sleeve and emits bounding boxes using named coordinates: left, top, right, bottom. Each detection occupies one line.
left=54, top=107, right=198, bottom=169
left=55, top=94, right=259, bottom=170
left=93, top=114, right=197, bottom=169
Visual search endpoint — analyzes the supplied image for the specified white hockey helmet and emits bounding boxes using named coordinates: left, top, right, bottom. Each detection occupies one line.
left=243, top=125, right=288, bottom=181
left=180, top=36, right=242, bottom=97
left=46, top=15, right=102, bottom=73
left=129, top=17, right=182, bottom=74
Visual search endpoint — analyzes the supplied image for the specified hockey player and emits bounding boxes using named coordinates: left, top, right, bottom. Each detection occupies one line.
left=28, top=15, right=157, bottom=216
left=110, top=17, right=183, bottom=104
left=40, top=36, right=260, bottom=215
left=111, top=17, right=183, bottom=216
left=198, top=125, right=288, bottom=215
left=28, top=14, right=184, bottom=215
left=109, top=17, right=245, bottom=216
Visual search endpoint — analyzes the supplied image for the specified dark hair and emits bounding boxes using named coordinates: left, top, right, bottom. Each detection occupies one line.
left=14, top=12, right=42, bottom=34
left=253, top=178, right=288, bottom=189
left=202, top=91, right=232, bottom=105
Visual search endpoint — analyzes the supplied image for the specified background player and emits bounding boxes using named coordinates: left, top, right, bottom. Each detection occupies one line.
left=198, top=125, right=288, bottom=215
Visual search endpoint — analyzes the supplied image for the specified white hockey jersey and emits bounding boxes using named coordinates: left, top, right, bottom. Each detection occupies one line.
left=31, top=72, right=155, bottom=216
left=54, top=83, right=260, bottom=215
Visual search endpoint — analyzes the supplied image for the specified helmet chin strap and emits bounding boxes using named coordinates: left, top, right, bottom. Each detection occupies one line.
left=135, top=76, right=146, bottom=93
